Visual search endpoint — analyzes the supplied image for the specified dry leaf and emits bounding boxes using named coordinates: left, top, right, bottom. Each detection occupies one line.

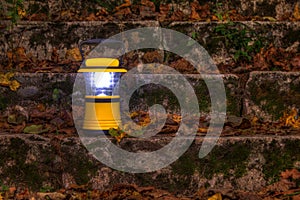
left=208, top=193, right=222, bottom=200
left=293, top=2, right=300, bottom=20
left=190, top=1, right=201, bottom=20
left=281, top=169, right=300, bottom=180
left=170, top=10, right=185, bottom=21
left=262, top=16, right=277, bottom=21
left=18, top=7, right=27, bottom=19
left=65, top=48, right=82, bottom=61
left=86, top=13, right=98, bottom=21
left=23, top=124, right=48, bottom=134
left=115, top=0, right=131, bottom=11
left=0, top=72, right=21, bottom=91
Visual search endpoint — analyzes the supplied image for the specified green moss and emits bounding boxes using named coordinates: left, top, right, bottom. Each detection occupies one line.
left=225, top=80, right=241, bottom=116
left=0, top=138, right=44, bottom=190
left=0, top=96, right=9, bottom=110
left=29, top=32, right=47, bottom=46
left=263, top=140, right=300, bottom=183
left=63, top=147, right=97, bottom=185
left=172, top=142, right=251, bottom=180
left=248, top=80, right=285, bottom=120
left=172, top=155, right=198, bottom=176
left=199, top=142, right=251, bottom=178
left=193, top=80, right=210, bottom=113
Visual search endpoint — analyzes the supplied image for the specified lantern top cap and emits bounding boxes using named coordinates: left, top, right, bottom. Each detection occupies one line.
left=78, top=58, right=127, bottom=73
left=85, top=58, right=119, bottom=67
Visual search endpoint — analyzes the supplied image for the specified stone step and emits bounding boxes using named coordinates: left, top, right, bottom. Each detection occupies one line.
left=1, top=0, right=299, bottom=21
left=1, top=21, right=299, bottom=65
left=1, top=72, right=300, bottom=121
left=0, top=134, right=299, bottom=195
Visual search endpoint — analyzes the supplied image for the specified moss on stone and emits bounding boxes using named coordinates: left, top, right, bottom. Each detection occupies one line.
left=0, top=96, right=9, bottom=110
left=199, top=142, right=251, bottom=178
left=0, top=138, right=44, bottom=190
left=172, top=142, right=251, bottom=180
left=263, top=140, right=300, bottom=183
left=62, top=146, right=97, bottom=186
left=248, top=79, right=285, bottom=120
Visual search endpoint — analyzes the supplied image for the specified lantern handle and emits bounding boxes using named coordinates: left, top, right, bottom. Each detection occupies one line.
left=79, top=39, right=125, bottom=61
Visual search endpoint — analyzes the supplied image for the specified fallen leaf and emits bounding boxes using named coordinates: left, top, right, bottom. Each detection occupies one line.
left=17, top=7, right=27, bottom=19
left=281, top=169, right=300, bottom=180
left=262, top=16, right=277, bottom=21
left=115, top=0, right=131, bottom=11
left=158, top=4, right=170, bottom=21
left=65, top=48, right=82, bottom=61
left=293, top=2, right=300, bottom=20
left=208, top=193, right=222, bottom=200
left=170, top=10, right=185, bottom=21
left=190, top=1, right=201, bottom=20
left=23, top=125, right=48, bottom=134
left=86, top=13, right=98, bottom=21
left=9, top=80, right=21, bottom=91
left=0, top=72, right=21, bottom=91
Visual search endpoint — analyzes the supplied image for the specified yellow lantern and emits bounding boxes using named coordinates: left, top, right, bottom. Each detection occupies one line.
left=78, top=40, right=127, bottom=133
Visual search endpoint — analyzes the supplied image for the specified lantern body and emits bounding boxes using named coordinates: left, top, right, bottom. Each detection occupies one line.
left=78, top=58, right=126, bottom=131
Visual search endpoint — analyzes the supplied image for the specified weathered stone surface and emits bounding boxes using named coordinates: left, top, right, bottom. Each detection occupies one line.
left=2, top=0, right=298, bottom=21
left=0, top=73, right=241, bottom=117
left=169, top=21, right=300, bottom=64
left=125, top=73, right=240, bottom=115
left=0, top=21, right=160, bottom=61
left=0, top=134, right=299, bottom=194
left=245, top=71, right=300, bottom=121
left=1, top=21, right=299, bottom=64
left=0, top=73, right=76, bottom=109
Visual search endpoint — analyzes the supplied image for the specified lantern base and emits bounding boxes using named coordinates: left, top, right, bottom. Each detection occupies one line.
left=82, top=96, right=121, bottom=131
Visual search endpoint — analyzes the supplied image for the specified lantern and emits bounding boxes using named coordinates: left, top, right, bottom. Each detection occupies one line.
left=78, top=39, right=127, bottom=132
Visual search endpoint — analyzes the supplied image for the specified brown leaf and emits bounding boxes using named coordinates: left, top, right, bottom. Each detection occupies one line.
left=114, top=7, right=132, bottom=18
left=170, top=10, right=185, bottom=21
left=158, top=4, right=170, bottom=21
left=293, top=194, right=300, bottom=200
left=281, top=169, right=300, bottom=180
left=115, top=0, right=131, bottom=11
left=141, top=51, right=163, bottom=63
left=293, top=2, right=300, bottom=20
left=86, top=13, right=98, bottom=21
left=96, top=7, right=109, bottom=16
left=190, top=1, right=201, bottom=20
left=139, top=0, right=157, bottom=18
left=291, top=55, right=300, bottom=68
left=65, top=48, right=82, bottom=61
left=28, top=13, right=48, bottom=21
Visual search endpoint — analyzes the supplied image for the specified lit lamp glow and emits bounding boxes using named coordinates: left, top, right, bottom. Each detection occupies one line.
left=79, top=57, right=127, bottom=131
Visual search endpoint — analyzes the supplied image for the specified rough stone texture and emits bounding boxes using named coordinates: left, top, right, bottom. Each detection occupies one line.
left=2, top=0, right=298, bottom=20
left=169, top=21, right=300, bottom=64
left=3, top=71, right=300, bottom=121
left=0, top=134, right=299, bottom=194
left=1, top=73, right=241, bottom=117
left=0, top=73, right=76, bottom=110
left=1, top=21, right=299, bottom=64
left=245, top=71, right=300, bottom=121
left=0, top=21, right=160, bottom=61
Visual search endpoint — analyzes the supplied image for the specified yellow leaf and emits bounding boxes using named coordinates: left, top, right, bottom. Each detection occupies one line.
left=18, top=7, right=27, bottom=19
left=293, top=2, right=300, bottom=20
left=0, top=193, right=3, bottom=200
left=0, top=73, right=21, bottom=91
left=9, top=80, right=21, bottom=91
left=262, top=16, right=277, bottom=21
left=208, top=193, right=222, bottom=200
left=115, top=131, right=127, bottom=143
left=65, top=48, right=82, bottom=61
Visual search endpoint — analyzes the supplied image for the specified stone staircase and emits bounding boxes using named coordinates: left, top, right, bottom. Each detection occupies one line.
left=0, top=0, right=300, bottom=196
